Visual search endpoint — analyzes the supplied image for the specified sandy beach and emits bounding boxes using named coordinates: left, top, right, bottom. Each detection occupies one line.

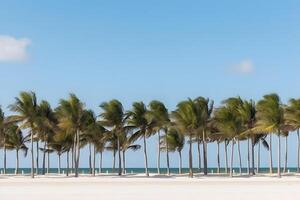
left=0, top=174, right=300, bottom=200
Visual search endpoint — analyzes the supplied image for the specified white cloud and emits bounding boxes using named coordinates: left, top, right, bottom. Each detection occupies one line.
left=233, top=59, right=254, bottom=74
left=0, top=35, right=31, bottom=62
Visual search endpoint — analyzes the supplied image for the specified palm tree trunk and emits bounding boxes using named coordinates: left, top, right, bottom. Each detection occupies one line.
left=30, top=130, right=35, bottom=178
left=36, top=141, right=39, bottom=175
left=42, top=141, right=46, bottom=175
left=251, top=137, right=255, bottom=175
left=99, top=152, right=103, bottom=174
left=269, top=134, right=273, bottom=174
left=297, top=129, right=300, bottom=173
left=178, top=150, right=182, bottom=174
left=197, top=139, right=201, bottom=173
left=257, top=140, right=260, bottom=173
left=284, top=136, right=288, bottom=173
left=230, top=139, right=235, bottom=177
left=66, top=150, right=70, bottom=176
left=58, top=153, right=61, bottom=174
left=143, top=135, right=149, bottom=176
left=112, top=150, right=116, bottom=173
left=117, top=137, right=122, bottom=176
left=237, top=140, right=242, bottom=175
left=71, top=146, right=74, bottom=174
left=277, top=133, right=281, bottom=178
left=122, top=150, right=126, bottom=175
left=247, top=138, right=250, bottom=175
left=166, top=135, right=170, bottom=176
left=47, top=151, right=50, bottom=174
left=75, top=130, right=80, bottom=177
left=217, top=141, right=220, bottom=174
left=202, top=129, right=208, bottom=175
left=15, top=149, right=19, bottom=174
left=188, top=134, right=193, bottom=178
left=89, top=143, right=92, bottom=174
left=93, top=145, right=96, bottom=176
left=3, top=145, right=6, bottom=174
left=225, top=140, right=228, bottom=173
left=157, top=131, right=161, bottom=174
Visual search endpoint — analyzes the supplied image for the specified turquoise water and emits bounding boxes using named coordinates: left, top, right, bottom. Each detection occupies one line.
left=0, top=167, right=298, bottom=174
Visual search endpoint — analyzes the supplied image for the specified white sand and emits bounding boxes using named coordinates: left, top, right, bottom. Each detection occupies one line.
left=0, top=174, right=300, bottom=200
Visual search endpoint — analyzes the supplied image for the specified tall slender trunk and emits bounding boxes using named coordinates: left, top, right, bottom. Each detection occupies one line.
left=143, top=135, right=149, bottom=176
left=15, top=149, right=19, bottom=174
left=89, top=143, right=92, bottom=174
left=30, top=130, right=35, bottom=178
left=73, top=135, right=77, bottom=175
left=237, top=140, right=242, bottom=175
left=157, top=131, right=161, bottom=174
left=66, top=150, right=69, bottom=176
left=251, top=137, right=255, bottom=175
left=99, top=152, right=103, bottom=174
left=297, top=129, right=300, bottom=173
left=42, top=141, right=46, bottom=175
left=166, top=134, right=170, bottom=176
left=224, top=140, right=228, bottom=173
left=75, top=130, right=80, bottom=177
left=197, top=139, right=201, bottom=172
left=230, top=139, right=235, bottom=177
left=112, top=150, right=116, bottom=173
left=284, top=136, right=288, bottom=173
left=257, top=140, right=260, bottom=173
left=71, top=146, right=74, bottom=174
left=93, top=145, right=96, bottom=176
left=36, top=141, right=39, bottom=175
left=269, top=134, right=273, bottom=174
left=117, top=137, right=122, bottom=176
left=247, top=138, right=250, bottom=175
left=202, top=129, right=208, bottom=175
left=122, top=150, right=126, bottom=175
left=277, top=133, right=281, bottom=178
left=188, top=134, right=193, bottom=178
left=3, top=145, right=6, bottom=174
left=217, top=141, right=220, bottom=174
left=58, top=153, right=61, bottom=174
left=47, top=151, right=50, bottom=174
left=178, top=150, right=182, bottom=174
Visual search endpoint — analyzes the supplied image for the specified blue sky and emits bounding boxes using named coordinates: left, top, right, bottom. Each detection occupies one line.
left=0, top=0, right=300, bottom=169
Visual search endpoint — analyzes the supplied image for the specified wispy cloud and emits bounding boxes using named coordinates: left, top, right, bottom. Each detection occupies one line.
left=0, top=35, right=31, bottom=62
left=233, top=59, right=254, bottom=74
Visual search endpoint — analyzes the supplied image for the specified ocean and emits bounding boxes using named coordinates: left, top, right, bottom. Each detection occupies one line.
left=0, top=167, right=298, bottom=174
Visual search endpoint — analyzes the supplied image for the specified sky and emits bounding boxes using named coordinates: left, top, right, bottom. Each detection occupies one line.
left=0, top=0, right=300, bottom=169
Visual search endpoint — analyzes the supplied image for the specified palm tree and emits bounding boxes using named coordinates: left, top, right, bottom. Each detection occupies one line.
left=5, top=124, right=28, bottom=174
left=0, top=107, right=8, bottom=174
left=120, top=132, right=141, bottom=174
left=9, top=91, right=39, bottom=178
left=285, top=98, right=300, bottom=173
left=35, top=100, right=56, bottom=175
left=194, top=97, right=214, bottom=175
left=256, top=93, right=285, bottom=177
left=227, top=98, right=257, bottom=175
left=95, top=137, right=106, bottom=174
left=147, top=100, right=170, bottom=175
left=127, top=102, right=151, bottom=176
left=99, top=99, right=127, bottom=176
left=161, top=127, right=185, bottom=174
left=172, top=99, right=202, bottom=178
left=104, top=133, right=118, bottom=173
left=82, top=110, right=106, bottom=176
left=56, top=93, right=87, bottom=177
left=214, top=100, right=243, bottom=177
left=47, top=131, right=73, bottom=174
